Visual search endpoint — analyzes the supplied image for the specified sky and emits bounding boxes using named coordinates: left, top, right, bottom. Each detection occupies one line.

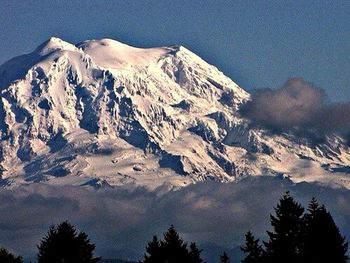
left=0, top=0, right=349, bottom=101
left=1, top=1, right=350, bottom=260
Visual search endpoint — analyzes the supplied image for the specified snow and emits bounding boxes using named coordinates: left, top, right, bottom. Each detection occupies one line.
left=34, top=37, right=79, bottom=56
left=0, top=36, right=350, bottom=190
left=78, top=38, right=175, bottom=71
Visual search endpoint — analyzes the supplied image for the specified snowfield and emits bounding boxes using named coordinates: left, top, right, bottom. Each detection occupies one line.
left=0, top=37, right=350, bottom=189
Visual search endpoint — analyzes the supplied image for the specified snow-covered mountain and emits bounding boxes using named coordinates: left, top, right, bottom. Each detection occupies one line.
left=1, top=37, right=350, bottom=189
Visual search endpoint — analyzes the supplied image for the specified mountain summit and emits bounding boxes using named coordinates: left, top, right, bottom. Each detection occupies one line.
left=0, top=37, right=349, bottom=189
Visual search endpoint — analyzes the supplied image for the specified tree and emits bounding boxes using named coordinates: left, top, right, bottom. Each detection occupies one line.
left=219, top=251, right=230, bottom=263
left=0, top=248, right=23, bottom=263
left=263, top=192, right=304, bottom=263
left=241, top=231, right=263, bottom=263
left=160, top=225, right=189, bottom=263
left=37, top=221, right=100, bottom=263
left=140, top=225, right=204, bottom=263
left=189, top=242, right=204, bottom=263
left=301, top=197, right=348, bottom=263
left=239, top=193, right=349, bottom=263
left=141, top=236, right=162, bottom=263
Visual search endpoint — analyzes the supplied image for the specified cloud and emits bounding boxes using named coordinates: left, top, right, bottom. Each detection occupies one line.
left=0, top=179, right=350, bottom=262
left=240, top=78, right=350, bottom=139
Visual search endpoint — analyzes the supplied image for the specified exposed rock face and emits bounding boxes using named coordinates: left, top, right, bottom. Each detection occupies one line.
left=0, top=37, right=350, bottom=189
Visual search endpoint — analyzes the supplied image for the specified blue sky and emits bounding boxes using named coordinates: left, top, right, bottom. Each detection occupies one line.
left=0, top=0, right=349, bottom=101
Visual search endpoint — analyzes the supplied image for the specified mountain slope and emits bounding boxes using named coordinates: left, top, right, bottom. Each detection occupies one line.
left=0, top=37, right=350, bottom=189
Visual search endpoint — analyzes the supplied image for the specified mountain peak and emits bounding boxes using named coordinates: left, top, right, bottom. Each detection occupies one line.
left=78, top=38, right=176, bottom=70
left=1, top=37, right=348, bottom=190
left=34, top=36, right=78, bottom=56
left=78, top=38, right=139, bottom=50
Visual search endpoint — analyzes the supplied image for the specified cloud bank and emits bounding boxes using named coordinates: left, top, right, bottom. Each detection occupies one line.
left=240, top=78, right=350, bottom=140
left=0, top=178, right=350, bottom=262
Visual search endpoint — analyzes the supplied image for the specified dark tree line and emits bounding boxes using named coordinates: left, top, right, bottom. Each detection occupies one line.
left=0, top=248, right=23, bottom=263
left=140, top=225, right=205, bottom=263
left=240, top=192, right=348, bottom=263
left=0, top=221, right=100, bottom=263
left=0, top=192, right=348, bottom=263
left=37, top=221, right=100, bottom=263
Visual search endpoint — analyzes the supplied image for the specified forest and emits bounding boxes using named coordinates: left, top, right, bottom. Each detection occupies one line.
left=0, top=192, right=348, bottom=263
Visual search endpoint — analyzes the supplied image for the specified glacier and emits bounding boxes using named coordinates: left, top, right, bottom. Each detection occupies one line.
left=0, top=37, right=350, bottom=189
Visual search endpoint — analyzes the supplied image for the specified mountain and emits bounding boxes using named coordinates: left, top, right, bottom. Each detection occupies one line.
left=0, top=37, right=350, bottom=189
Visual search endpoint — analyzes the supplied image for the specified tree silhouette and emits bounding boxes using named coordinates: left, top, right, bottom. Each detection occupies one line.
left=263, top=192, right=304, bottom=263
left=37, top=221, right=100, bottom=263
left=219, top=251, right=230, bottom=263
left=301, top=197, right=348, bottom=263
left=141, top=235, right=162, bottom=263
left=140, top=225, right=204, bottom=263
left=0, top=248, right=23, bottom=263
left=241, top=231, right=263, bottom=263
left=189, top=242, right=204, bottom=263
left=239, top=193, right=349, bottom=263
left=160, top=225, right=189, bottom=263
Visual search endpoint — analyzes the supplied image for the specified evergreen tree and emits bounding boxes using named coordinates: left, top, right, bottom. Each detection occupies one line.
left=160, top=225, right=189, bottom=263
left=141, top=235, right=163, bottom=263
left=219, top=251, right=230, bottom=263
left=301, top=197, right=348, bottom=263
left=37, top=221, right=100, bottom=263
left=140, top=226, right=204, bottom=263
left=263, top=192, right=304, bottom=263
left=240, top=231, right=263, bottom=263
left=0, top=248, right=23, bottom=263
left=189, top=242, right=204, bottom=263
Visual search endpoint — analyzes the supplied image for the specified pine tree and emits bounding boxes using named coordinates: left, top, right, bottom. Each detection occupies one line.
left=141, top=235, right=163, bottom=263
left=219, top=251, right=230, bottom=263
left=0, top=248, right=23, bottom=263
left=37, top=221, right=100, bottom=263
left=140, top=226, right=204, bottom=263
left=241, top=231, right=263, bottom=263
left=160, top=225, right=189, bottom=263
left=263, top=192, right=304, bottom=263
left=189, top=242, right=204, bottom=263
left=301, top=197, right=348, bottom=263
